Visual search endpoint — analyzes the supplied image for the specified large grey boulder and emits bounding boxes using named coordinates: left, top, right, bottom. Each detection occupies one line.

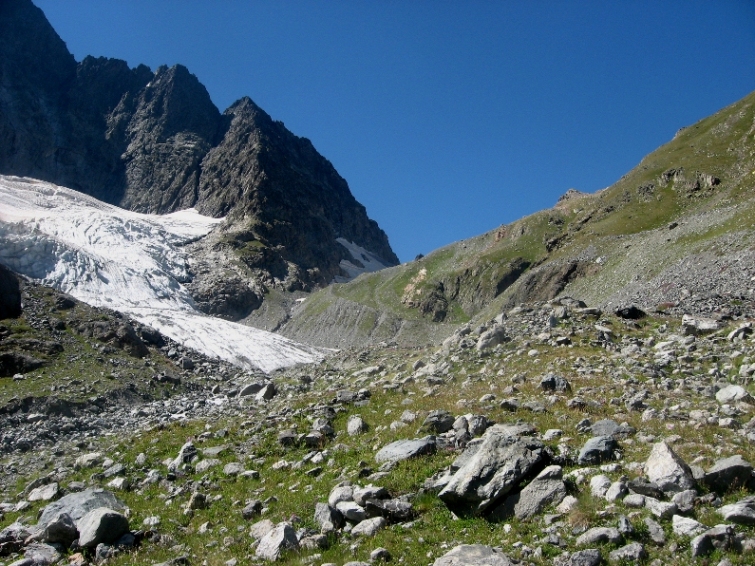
left=491, top=465, right=566, bottom=520
left=350, top=516, right=386, bottom=536
left=363, top=498, right=414, bottom=523
left=644, top=441, right=695, bottom=494
left=432, top=544, right=515, bottom=566
left=576, top=527, right=622, bottom=546
left=38, top=489, right=125, bottom=527
left=608, top=542, right=646, bottom=563
left=375, top=436, right=436, bottom=464
left=168, top=441, right=198, bottom=471
left=577, top=436, right=618, bottom=465
left=314, top=502, right=343, bottom=533
left=76, top=507, right=130, bottom=548
left=255, top=523, right=299, bottom=561
left=540, top=374, right=571, bottom=393
left=558, top=549, right=602, bottom=566
left=690, top=524, right=737, bottom=557
left=716, top=385, right=753, bottom=404
left=718, top=496, right=755, bottom=525
left=704, top=455, right=754, bottom=493
left=476, top=326, right=509, bottom=351
left=672, top=515, right=707, bottom=537
left=21, top=543, right=61, bottom=566
left=421, top=410, right=455, bottom=434
left=438, top=432, right=549, bottom=516
left=27, top=483, right=59, bottom=502
left=37, top=512, right=78, bottom=546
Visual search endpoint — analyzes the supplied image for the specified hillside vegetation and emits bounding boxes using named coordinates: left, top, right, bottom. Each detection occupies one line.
left=281, top=90, right=755, bottom=349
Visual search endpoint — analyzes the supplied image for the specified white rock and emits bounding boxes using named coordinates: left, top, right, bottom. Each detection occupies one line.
left=672, top=514, right=707, bottom=537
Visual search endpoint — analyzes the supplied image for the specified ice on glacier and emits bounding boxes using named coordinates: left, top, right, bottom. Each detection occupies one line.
left=0, top=175, right=323, bottom=373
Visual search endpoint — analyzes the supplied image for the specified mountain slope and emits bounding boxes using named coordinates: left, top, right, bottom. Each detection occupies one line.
left=0, top=0, right=398, bottom=319
left=281, top=89, right=755, bottom=348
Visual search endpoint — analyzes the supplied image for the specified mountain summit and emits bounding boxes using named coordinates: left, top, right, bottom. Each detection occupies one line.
left=0, top=0, right=398, bottom=319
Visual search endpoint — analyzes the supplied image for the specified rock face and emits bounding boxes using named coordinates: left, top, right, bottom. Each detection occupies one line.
left=0, top=0, right=398, bottom=312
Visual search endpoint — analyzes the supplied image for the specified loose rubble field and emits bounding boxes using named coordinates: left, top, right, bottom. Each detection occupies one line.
left=2, top=298, right=755, bottom=566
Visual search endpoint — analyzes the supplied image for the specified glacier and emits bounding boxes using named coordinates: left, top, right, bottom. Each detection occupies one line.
left=0, top=176, right=324, bottom=373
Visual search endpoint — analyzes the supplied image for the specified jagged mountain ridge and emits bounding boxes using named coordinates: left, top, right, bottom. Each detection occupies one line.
left=0, top=0, right=398, bottom=316
left=281, top=89, right=755, bottom=348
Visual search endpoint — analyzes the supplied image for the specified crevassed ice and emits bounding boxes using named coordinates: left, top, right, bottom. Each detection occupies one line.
left=0, top=176, right=323, bottom=373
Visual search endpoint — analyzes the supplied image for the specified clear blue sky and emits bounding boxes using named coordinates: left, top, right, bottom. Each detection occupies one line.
left=35, top=0, right=755, bottom=263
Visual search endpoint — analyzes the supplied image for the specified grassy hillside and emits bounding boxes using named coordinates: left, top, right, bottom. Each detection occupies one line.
left=281, top=90, right=755, bottom=348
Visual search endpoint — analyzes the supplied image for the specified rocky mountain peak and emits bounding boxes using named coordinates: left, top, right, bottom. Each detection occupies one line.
left=0, top=0, right=399, bottom=322
left=0, top=0, right=75, bottom=90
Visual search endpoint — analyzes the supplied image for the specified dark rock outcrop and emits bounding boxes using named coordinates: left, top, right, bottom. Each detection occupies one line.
left=0, top=264, right=21, bottom=319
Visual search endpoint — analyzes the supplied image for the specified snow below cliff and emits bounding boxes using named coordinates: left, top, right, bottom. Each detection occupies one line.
left=0, top=176, right=323, bottom=372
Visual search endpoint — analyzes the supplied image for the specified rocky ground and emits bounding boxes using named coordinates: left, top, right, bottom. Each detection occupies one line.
left=1, top=293, right=755, bottom=565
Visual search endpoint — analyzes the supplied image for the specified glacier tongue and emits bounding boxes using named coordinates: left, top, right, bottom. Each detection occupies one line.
left=0, top=176, right=323, bottom=373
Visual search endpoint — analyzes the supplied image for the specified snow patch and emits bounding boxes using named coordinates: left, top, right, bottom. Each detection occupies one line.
left=0, top=176, right=323, bottom=373
left=334, top=237, right=391, bottom=283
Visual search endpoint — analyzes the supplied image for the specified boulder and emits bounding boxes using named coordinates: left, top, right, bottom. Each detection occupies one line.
left=690, top=524, right=737, bottom=558
left=314, top=503, right=343, bottom=533
left=350, top=517, right=386, bottom=536
left=644, top=441, right=695, bottom=494
left=255, top=523, right=299, bottom=561
left=347, top=415, right=368, bottom=436
left=255, top=383, right=277, bottom=402
left=168, top=442, right=198, bottom=471
left=672, top=515, right=707, bottom=537
left=375, top=436, right=436, bottom=464
left=540, top=374, right=571, bottom=393
left=491, top=465, right=566, bottom=520
left=681, top=314, right=720, bottom=335
left=703, top=455, right=754, bottom=493
left=438, top=433, right=549, bottom=516
left=432, top=544, right=515, bottom=566
left=608, top=542, right=646, bottom=562
left=21, top=543, right=61, bottom=566
left=476, top=326, right=509, bottom=351
left=353, top=485, right=389, bottom=506
left=716, top=385, right=753, bottom=405
left=27, top=483, right=59, bottom=502
left=328, top=485, right=354, bottom=507
left=249, top=519, right=276, bottom=541
left=559, top=549, right=602, bottom=566
left=37, top=512, right=78, bottom=546
left=335, top=501, right=366, bottom=523
left=363, top=498, right=414, bottom=523
left=718, top=496, right=755, bottom=525
left=38, top=489, right=125, bottom=527
left=577, top=436, right=618, bottom=465
left=421, top=410, right=455, bottom=434
left=76, top=507, right=130, bottom=548
left=576, top=527, right=622, bottom=546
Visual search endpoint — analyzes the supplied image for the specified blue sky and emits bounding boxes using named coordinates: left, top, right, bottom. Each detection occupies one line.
left=35, top=0, right=755, bottom=263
